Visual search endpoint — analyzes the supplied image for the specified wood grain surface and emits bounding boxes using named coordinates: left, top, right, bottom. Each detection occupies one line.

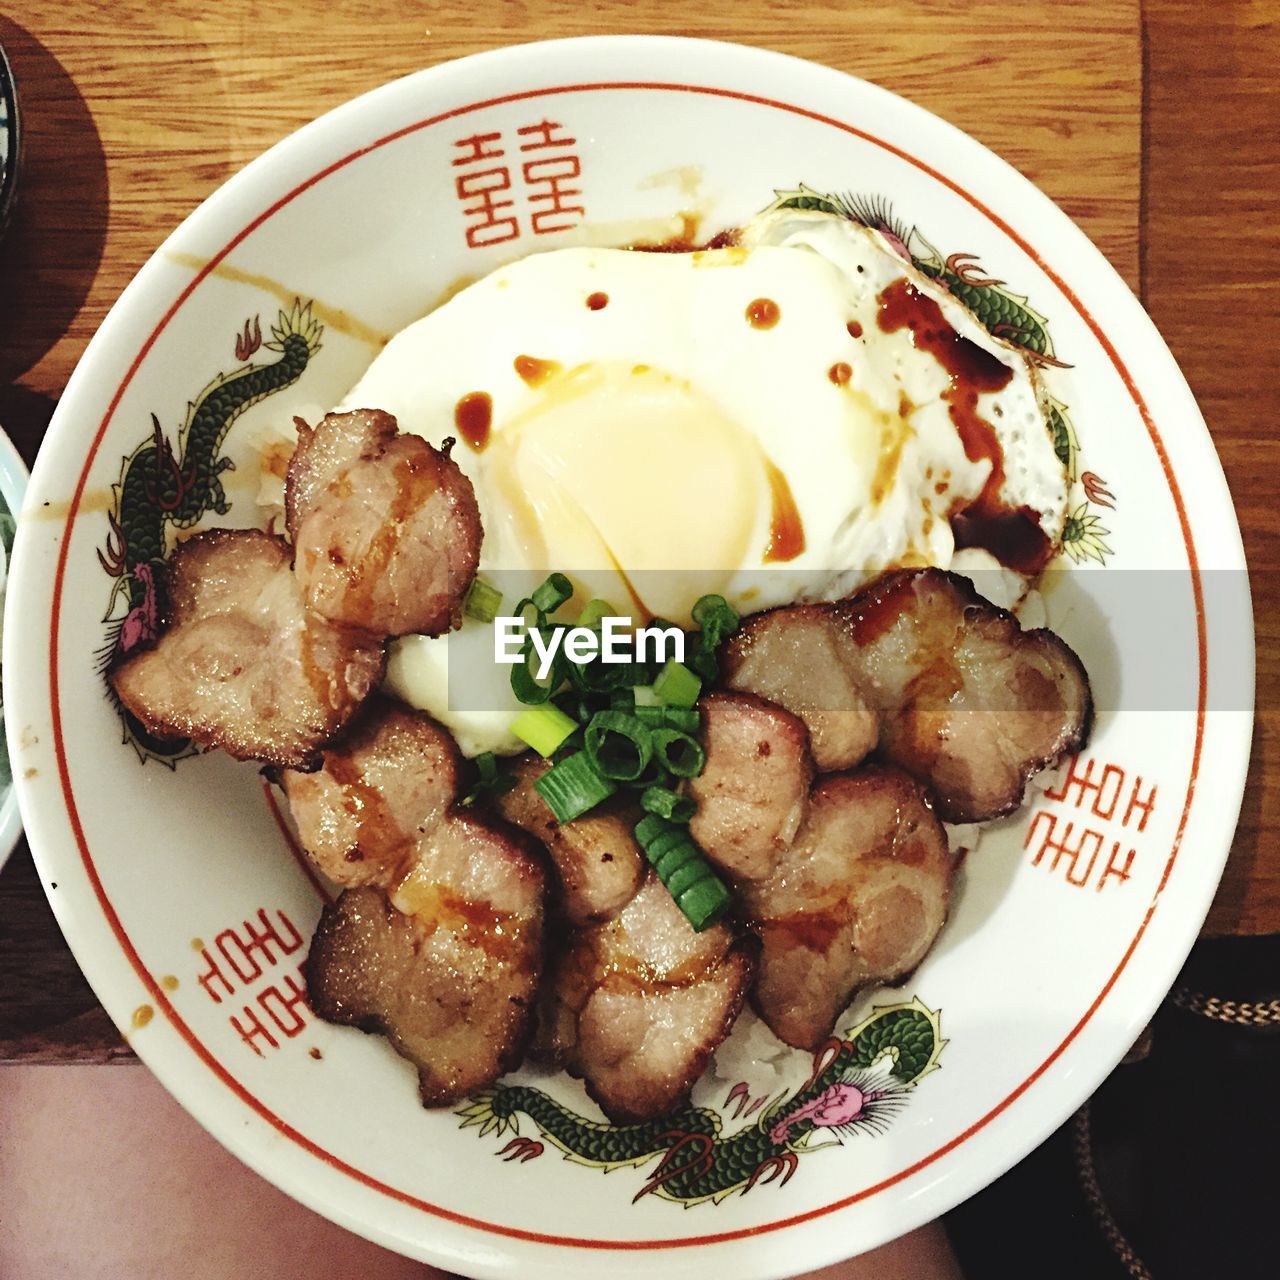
left=0, top=0, right=1271, bottom=1067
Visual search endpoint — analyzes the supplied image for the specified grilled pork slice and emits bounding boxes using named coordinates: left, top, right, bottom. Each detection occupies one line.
left=305, top=811, right=546, bottom=1105
left=538, top=876, right=755, bottom=1122
left=723, top=569, right=1091, bottom=822
left=688, top=692, right=812, bottom=883
left=722, top=604, right=879, bottom=771
left=285, top=407, right=397, bottom=540
left=743, top=768, right=952, bottom=1051
left=288, top=409, right=482, bottom=638
left=495, top=755, right=646, bottom=925
left=837, top=569, right=1093, bottom=822
left=281, top=698, right=459, bottom=889
left=109, top=529, right=383, bottom=768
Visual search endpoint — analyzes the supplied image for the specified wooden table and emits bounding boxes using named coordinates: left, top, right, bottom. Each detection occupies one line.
left=0, top=0, right=1274, bottom=1062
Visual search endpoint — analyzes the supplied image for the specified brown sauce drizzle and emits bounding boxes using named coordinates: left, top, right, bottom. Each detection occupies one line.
left=763, top=458, right=805, bottom=562
left=760, top=908, right=849, bottom=954
left=847, top=320, right=864, bottom=339
left=398, top=876, right=521, bottom=961
left=876, top=278, right=1052, bottom=574
left=327, top=751, right=404, bottom=858
left=585, top=291, right=609, bottom=310
left=844, top=571, right=916, bottom=646
left=631, top=224, right=740, bottom=254
left=746, top=297, right=781, bottom=330
left=514, top=354, right=562, bottom=386
left=454, top=391, right=492, bottom=451
left=344, top=447, right=442, bottom=621
left=828, top=361, right=852, bottom=386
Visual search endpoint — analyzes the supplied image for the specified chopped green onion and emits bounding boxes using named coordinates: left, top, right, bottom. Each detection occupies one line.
left=510, top=633, right=566, bottom=704
left=463, top=577, right=503, bottom=623
left=692, top=594, right=740, bottom=636
left=677, top=877, right=732, bottom=932
left=577, top=597, right=616, bottom=629
left=535, top=751, right=616, bottom=823
left=461, top=752, right=516, bottom=806
left=584, top=710, right=653, bottom=782
left=513, top=596, right=546, bottom=629
left=653, top=728, right=705, bottom=778
left=634, top=814, right=732, bottom=931
left=634, top=704, right=700, bottom=733
left=568, top=657, right=628, bottom=694
left=511, top=703, right=578, bottom=757
left=687, top=594, right=741, bottom=681
left=640, top=785, right=695, bottom=823
left=651, top=838, right=699, bottom=883
left=555, top=690, right=594, bottom=724
left=531, top=572, right=574, bottom=615
left=621, top=659, right=658, bottom=687
left=631, top=755, right=671, bottom=791
left=653, top=660, right=701, bottom=708
left=633, top=684, right=661, bottom=707
left=609, top=688, right=636, bottom=711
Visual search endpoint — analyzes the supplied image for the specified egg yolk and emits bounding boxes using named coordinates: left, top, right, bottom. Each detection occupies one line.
left=485, top=363, right=763, bottom=622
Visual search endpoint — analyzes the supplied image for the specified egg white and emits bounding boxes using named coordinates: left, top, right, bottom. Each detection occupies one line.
left=338, top=210, right=1067, bottom=755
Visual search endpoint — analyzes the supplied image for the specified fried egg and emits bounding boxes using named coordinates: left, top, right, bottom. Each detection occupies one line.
left=339, top=209, right=1069, bottom=755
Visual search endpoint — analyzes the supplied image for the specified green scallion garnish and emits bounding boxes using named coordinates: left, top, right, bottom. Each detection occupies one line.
left=692, top=594, right=739, bottom=636
left=511, top=703, right=578, bottom=757
left=568, top=656, right=629, bottom=694
left=513, top=596, right=547, bottom=630
left=633, top=704, right=700, bottom=734
left=532, top=572, right=574, bottom=615
left=577, top=597, right=616, bottom=629
left=652, top=659, right=701, bottom=708
left=534, top=751, right=617, bottom=823
left=652, top=728, right=705, bottom=778
left=634, top=814, right=732, bottom=931
left=461, top=751, right=517, bottom=806
left=687, top=593, right=741, bottom=681
left=583, top=709, right=653, bottom=782
left=463, top=577, right=503, bottom=623
left=640, top=785, right=695, bottom=823
left=510, top=631, right=567, bottom=704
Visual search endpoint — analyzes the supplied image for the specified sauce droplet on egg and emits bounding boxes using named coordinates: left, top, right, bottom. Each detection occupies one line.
left=514, top=354, right=563, bottom=386
left=876, top=278, right=1053, bottom=575
left=828, top=361, right=853, bottom=386
left=847, top=320, right=864, bottom=338
left=762, top=458, right=805, bottom=563
left=586, top=291, right=609, bottom=311
left=454, top=391, right=493, bottom=451
left=746, top=297, right=781, bottom=329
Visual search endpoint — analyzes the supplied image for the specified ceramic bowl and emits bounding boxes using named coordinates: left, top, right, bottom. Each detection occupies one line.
left=3, top=36, right=1252, bottom=1279
left=0, top=424, right=27, bottom=865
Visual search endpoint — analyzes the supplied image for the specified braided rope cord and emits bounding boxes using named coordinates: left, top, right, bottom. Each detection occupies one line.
left=1169, top=986, right=1280, bottom=1027
left=1070, top=984, right=1276, bottom=1278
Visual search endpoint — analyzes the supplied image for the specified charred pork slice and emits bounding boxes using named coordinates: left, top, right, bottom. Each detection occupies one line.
left=288, top=409, right=482, bottom=638
left=109, top=529, right=383, bottom=768
left=305, top=812, right=546, bottom=1105
left=742, top=767, right=952, bottom=1051
left=539, top=876, right=755, bottom=1123
left=285, top=407, right=397, bottom=539
left=495, top=755, right=646, bottom=925
left=688, top=692, right=812, bottom=883
left=837, top=568, right=1093, bottom=822
left=281, top=698, right=460, bottom=889
left=722, top=604, right=879, bottom=772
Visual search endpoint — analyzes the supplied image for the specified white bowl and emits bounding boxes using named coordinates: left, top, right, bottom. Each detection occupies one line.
left=2, top=36, right=1252, bottom=1279
left=0, top=424, right=28, bottom=867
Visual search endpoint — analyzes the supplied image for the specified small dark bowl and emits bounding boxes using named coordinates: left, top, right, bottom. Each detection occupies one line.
left=0, top=42, right=19, bottom=234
